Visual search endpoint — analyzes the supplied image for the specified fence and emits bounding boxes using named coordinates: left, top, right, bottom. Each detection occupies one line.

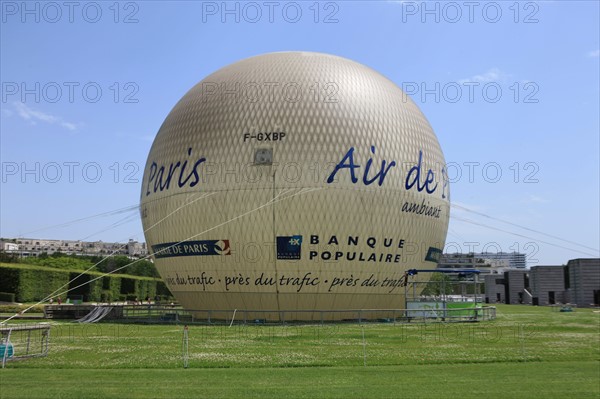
left=116, top=305, right=496, bottom=324
left=0, top=323, right=51, bottom=367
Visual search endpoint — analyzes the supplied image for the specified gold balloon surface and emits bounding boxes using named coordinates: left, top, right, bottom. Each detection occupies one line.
left=141, top=52, right=450, bottom=320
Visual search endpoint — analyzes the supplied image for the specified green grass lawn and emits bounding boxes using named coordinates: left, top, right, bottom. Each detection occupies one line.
left=1, top=305, right=598, bottom=398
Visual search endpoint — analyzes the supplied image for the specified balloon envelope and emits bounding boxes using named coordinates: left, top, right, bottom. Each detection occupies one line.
left=141, top=52, right=450, bottom=320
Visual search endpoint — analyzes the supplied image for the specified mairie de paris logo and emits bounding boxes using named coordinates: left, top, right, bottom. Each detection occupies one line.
left=214, top=240, right=231, bottom=255
left=152, top=240, right=231, bottom=258
left=276, top=235, right=302, bottom=260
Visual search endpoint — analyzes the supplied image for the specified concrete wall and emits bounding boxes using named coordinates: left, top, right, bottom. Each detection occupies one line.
left=484, top=259, right=599, bottom=308
left=505, top=270, right=530, bottom=304
left=484, top=275, right=505, bottom=303
left=567, top=259, right=600, bottom=308
left=530, top=266, right=567, bottom=305
left=484, top=270, right=532, bottom=304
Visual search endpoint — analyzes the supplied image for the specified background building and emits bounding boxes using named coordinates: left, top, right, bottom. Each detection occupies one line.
left=439, top=252, right=526, bottom=275
left=485, top=258, right=599, bottom=308
left=484, top=270, right=532, bottom=304
left=0, top=240, right=19, bottom=252
left=2, top=238, right=147, bottom=258
left=529, top=265, right=567, bottom=305
left=566, top=258, right=600, bottom=307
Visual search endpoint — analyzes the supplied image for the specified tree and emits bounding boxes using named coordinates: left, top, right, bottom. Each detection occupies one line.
left=420, top=272, right=453, bottom=296
left=125, top=259, right=160, bottom=277
left=97, top=255, right=131, bottom=274
left=0, top=250, right=18, bottom=263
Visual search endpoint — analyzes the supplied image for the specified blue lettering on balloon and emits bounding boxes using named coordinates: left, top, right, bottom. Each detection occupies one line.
left=327, top=147, right=441, bottom=196
left=327, top=147, right=360, bottom=184
left=145, top=147, right=206, bottom=197
left=441, top=166, right=450, bottom=200
left=363, top=146, right=396, bottom=186
left=146, top=162, right=157, bottom=196
left=404, top=150, right=438, bottom=194
left=327, top=146, right=397, bottom=186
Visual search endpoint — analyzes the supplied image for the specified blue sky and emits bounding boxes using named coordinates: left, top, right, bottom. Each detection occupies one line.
left=1, top=1, right=598, bottom=266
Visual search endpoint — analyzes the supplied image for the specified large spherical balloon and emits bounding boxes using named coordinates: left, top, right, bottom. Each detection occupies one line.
left=141, top=52, right=450, bottom=320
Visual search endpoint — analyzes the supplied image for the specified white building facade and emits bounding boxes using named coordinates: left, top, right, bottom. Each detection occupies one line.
left=2, top=238, right=147, bottom=258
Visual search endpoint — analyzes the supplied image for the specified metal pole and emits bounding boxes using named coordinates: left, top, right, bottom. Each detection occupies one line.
left=182, top=325, right=189, bottom=369
left=442, top=275, right=447, bottom=320
left=26, top=329, right=31, bottom=355
left=43, top=327, right=50, bottom=356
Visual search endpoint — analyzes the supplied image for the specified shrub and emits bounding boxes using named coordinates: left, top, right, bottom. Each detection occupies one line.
left=0, top=292, right=16, bottom=302
left=0, top=264, right=173, bottom=304
left=0, top=304, right=45, bottom=313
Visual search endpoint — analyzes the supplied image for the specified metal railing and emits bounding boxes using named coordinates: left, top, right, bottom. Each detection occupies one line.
left=0, top=323, right=51, bottom=367
left=114, top=305, right=496, bottom=325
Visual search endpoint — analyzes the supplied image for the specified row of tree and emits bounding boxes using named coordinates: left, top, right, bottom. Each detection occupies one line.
left=0, top=250, right=160, bottom=278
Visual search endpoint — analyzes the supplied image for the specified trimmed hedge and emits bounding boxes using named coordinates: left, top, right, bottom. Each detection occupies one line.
left=0, top=268, right=20, bottom=299
left=0, top=263, right=172, bottom=303
left=17, top=267, right=68, bottom=302
left=0, top=292, right=16, bottom=302
left=0, top=304, right=45, bottom=313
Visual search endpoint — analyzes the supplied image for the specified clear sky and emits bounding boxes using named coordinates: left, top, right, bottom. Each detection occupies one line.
left=1, top=1, right=598, bottom=266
